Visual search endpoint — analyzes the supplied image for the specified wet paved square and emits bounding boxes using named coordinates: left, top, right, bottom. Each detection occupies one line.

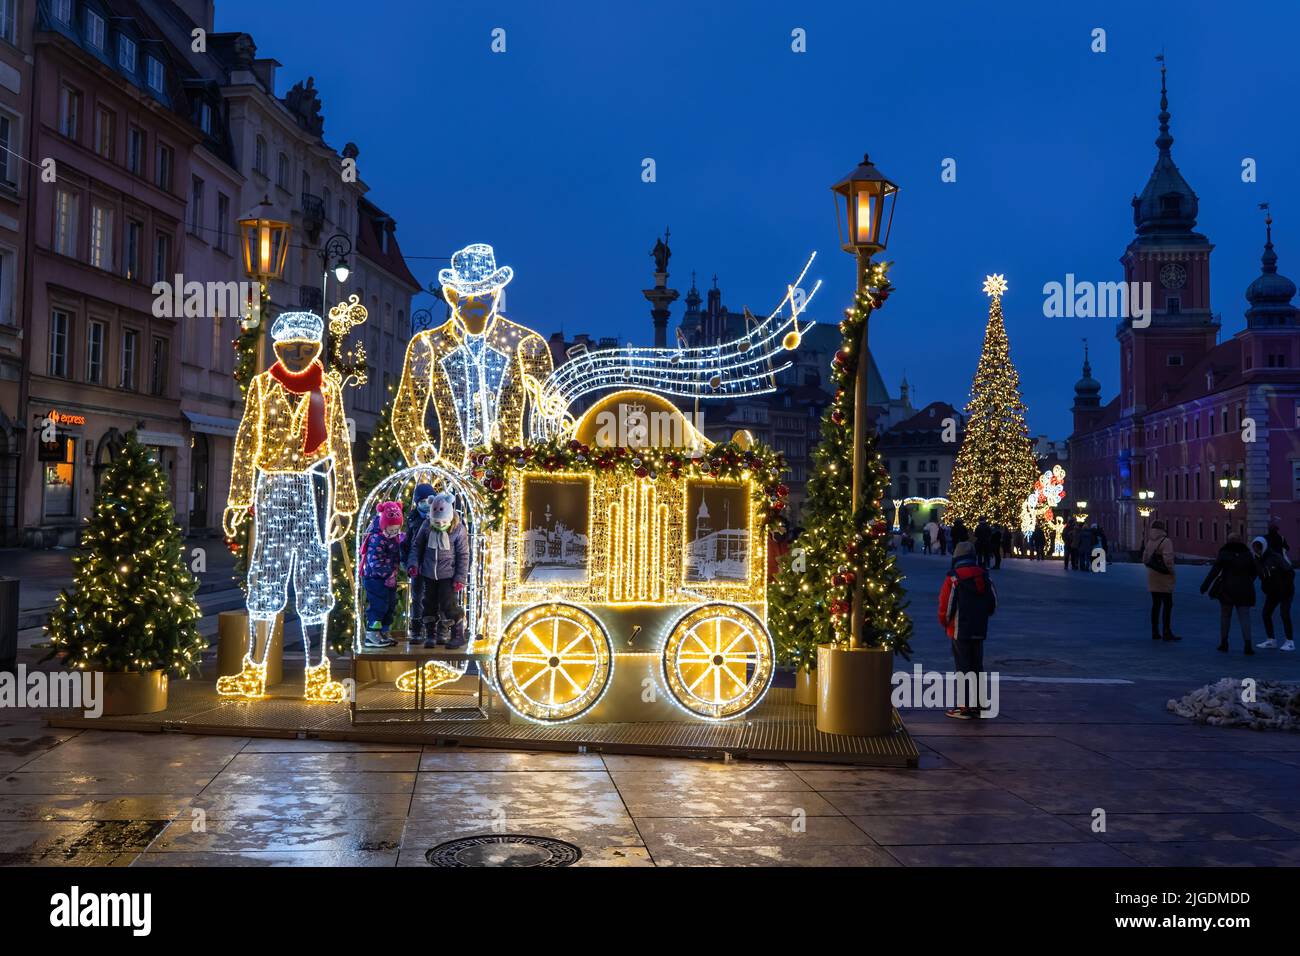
left=2, top=554, right=1297, bottom=866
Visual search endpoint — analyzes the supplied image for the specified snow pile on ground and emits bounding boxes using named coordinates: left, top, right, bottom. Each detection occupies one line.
left=1167, top=678, right=1300, bottom=730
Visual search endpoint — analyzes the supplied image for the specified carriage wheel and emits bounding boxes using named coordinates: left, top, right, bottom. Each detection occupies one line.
left=662, top=604, right=774, bottom=719
left=495, top=603, right=613, bottom=722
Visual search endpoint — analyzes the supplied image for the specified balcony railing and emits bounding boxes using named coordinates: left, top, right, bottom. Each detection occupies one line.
left=299, top=285, right=324, bottom=312
left=301, top=192, right=325, bottom=240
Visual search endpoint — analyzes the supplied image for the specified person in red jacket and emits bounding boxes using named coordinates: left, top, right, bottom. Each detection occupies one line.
left=938, top=541, right=998, bottom=719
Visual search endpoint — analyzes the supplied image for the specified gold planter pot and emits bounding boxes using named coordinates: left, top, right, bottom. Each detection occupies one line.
left=102, top=669, right=169, bottom=716
left=815, top=643, right=893, bottom=736
left=217, top=611, right=284, bottom=687
left=793, top=666, right=818, bottom=706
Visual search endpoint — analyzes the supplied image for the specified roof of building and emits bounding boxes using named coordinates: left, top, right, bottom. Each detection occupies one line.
left=1131, top=64, right=1204, bottom=243
left=355, top=197, right=421, bottom=291
left=887, top=401, right=961, bottom=433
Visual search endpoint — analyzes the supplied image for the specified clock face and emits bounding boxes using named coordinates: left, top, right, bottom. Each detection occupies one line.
left=1159, top=262, right=1187, bottom=290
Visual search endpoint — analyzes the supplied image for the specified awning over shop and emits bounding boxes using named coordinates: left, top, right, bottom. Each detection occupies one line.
left=136, top=429, right=187, bottom=449
left=183, top=411, right=240, bottom=439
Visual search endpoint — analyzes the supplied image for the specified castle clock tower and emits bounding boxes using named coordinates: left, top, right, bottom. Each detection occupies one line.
left=1117, top=61, right=1218, bottom=417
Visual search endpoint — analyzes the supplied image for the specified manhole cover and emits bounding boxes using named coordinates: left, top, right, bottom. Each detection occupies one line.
left=426, top=835, right=582, bottom=867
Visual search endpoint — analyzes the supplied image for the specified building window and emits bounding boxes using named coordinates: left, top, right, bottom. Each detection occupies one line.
left=89, top=204, right=113, bottom=271
left=1166, top=353, right=1183, bottom=367
left=49, top=309, right=69, bottom=377
left=254, top=136, right=267, bottom=175
left=155, top=143, right=173, bottom=191
left=52, top=0, right=72, bottom=25
left=86, top=320, right=105, bottom=384
left=124, top=219, right=142, bottom=281
left=216, top=193, right=230, bottom=253
left=153, top=232, right=171, bottom=284
left=54, top=189, right=79, bottom=257
left=118, top=35, right=137, bottom=73
left=1222, top=408, right=1229, bottom=433
left=198, top=101, right=213, bottom=135
left=126, top=126, right=144, bottom=175
left=338, top=199, right=347, bottom=232
left=120, top=329, right=138, bottom=389
left=93, top=106, right=114, bottom=159
left=1166, top=297, right=1180, bottom=315
left=58, top=85, right=81, bottom=140
left=85, top=9, right=105, bottom=49
left=150, top=337, right=168, bottom=396
left=189, top=176, right=204, bottom=235
left=0, top=111, right=16, bottom=188
left=276, top=152, right=289, bottom=189
left=1198, top=519, right=1204, bottom=541
left=323, top=187, right=332, bottom=219
left=42, top=435, right=76, bottom=519
left=147, top=56, right=164, bottom=92
left=0, top=0, right=13, bottom=43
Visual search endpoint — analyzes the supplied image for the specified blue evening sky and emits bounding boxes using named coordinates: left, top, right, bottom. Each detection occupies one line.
left=215, top=0, right=1300, bottom=438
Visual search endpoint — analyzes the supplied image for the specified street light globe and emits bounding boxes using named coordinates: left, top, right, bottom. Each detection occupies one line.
left=334, top=263, right=350, bottom=284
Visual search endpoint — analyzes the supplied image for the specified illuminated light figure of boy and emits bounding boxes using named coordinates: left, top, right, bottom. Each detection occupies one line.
left=392, top=243, right=554, bottom=470
left=219, top=311, right=358, bottom=701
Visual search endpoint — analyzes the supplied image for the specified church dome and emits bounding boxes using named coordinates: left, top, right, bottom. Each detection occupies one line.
left=1245, top=215, right=1299, bottom=326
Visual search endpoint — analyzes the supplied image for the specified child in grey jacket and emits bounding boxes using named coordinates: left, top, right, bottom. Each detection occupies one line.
left=408, top=493, right=470, bottom=648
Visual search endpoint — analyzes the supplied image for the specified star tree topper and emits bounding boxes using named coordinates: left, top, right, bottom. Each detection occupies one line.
left=982, top=274, right=1009, bottom=298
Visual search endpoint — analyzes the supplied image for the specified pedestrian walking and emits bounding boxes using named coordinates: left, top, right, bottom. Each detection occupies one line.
left=1266, top=520, right=1292, bottom=565
left=990, top=524, right=1004, bottom=569
left=951, top=518, right=969, bottom=546
left=938, top=542, right=997, bottom=720
left=1141, top=519, right=1179, bottom=642
left=1252, top=536, right=1295, bottom=651
left=974, top=518, right=991, bottom=568
left=938, top=525, right=949, bottom=556
left=1201, top=534, right=1258, bottom=655
left=924, top=519, right=939, bottom=555
left=1063, top=522, right=1077, bottom=571
left=1077, top=523, right=1095, bottom=572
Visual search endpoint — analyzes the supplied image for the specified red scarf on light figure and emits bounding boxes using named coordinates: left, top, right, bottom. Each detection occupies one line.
left=269, top=360, right=328, bottom=454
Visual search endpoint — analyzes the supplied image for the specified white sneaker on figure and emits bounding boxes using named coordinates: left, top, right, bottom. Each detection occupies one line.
left=1258, top=639, right=1278, bottom=649
left=1282, top=641, right=1296, bottom=652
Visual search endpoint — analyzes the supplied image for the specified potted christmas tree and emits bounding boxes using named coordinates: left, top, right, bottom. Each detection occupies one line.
left=44, top=432, right=205, bottom=715
left=769, top=263, right=912, bottom=732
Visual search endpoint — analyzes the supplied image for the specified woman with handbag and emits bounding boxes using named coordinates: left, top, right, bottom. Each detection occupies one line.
left=1200, top=533, right=1258, bottom=654
left=1141, top=520, right=1179, bottom=641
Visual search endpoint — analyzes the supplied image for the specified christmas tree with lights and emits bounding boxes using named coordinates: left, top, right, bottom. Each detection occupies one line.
left=768, top=261, right=912, bottom=672
left=946, top=275, right=1040, bottom=528
left=45, top=433, right=205, bottom=675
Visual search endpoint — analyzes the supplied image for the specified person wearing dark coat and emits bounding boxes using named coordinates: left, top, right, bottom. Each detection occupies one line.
left=974, top=518, right=992, bottom=568
left=1201, top=534, right=1258, bottom=654
left=990, top=525, right=1003, bottom=569
left=951, top=519, right=969, bottom=546
left=1063, top=522, right=1077, bottom=570
left=1266, top=522, right=1291, bottom=564
left=1252, top=536, right=1296, bottom=651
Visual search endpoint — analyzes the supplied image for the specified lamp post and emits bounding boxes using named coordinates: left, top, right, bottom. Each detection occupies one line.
left=317, top=233, right=352, bottom=367
left=237, top=196, right=291, bottom=372
left=1075, top=500, right=1089, bottom=525
left=1219, top=476, right=1242, bottom=511
left=831, top=153, right=898, bottom=652
left=1137, top=489, right=1155, bottom=540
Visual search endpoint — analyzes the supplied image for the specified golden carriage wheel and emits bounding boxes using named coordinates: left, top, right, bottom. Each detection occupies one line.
left=662, top=604, right=774, bottom=720
left=495, top=603, right=613, bottom=722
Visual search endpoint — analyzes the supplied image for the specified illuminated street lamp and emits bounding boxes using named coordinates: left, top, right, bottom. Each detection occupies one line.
left=831, top=152, right=898, bottom=653
left=238, top=196, right=291, bottom=286
left=1075, top=500, right=1089, bottom=524
left=1219, top=476, right=1242, bottom=511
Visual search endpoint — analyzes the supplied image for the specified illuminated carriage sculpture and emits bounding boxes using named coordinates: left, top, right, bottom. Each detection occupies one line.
left=357, top=252, right=820, bottom=724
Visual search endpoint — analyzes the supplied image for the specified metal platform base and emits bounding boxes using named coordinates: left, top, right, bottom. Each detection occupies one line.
left=45, top=669, right=920, bottom=767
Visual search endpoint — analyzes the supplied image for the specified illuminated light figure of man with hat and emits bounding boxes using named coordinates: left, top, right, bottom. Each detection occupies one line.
left=219, top=311, right=358, bottom=701
left=393, top=243, right=553, bottom=470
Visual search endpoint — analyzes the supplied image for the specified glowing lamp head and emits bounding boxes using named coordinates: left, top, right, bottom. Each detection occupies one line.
left=333, top=262, right=350, bottom=284
left=831, top=153, right=898, bottom=257
left=237, top=196, right=291, bottom=283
